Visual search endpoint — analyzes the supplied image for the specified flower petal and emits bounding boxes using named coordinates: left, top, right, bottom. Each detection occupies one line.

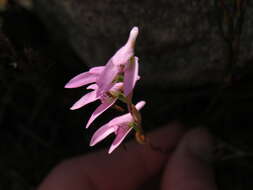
left=111, top=46, right=134, bottom=67
left=89, top=66, right=105, bottom=74
left=135, top=101, right=146, bottom=110
left=96, top=59, right=119, bottom=97
left=111, top=27, right=138, bottom=66
left=125, top=26, right=139, bottom=50
left=86, top=84, right=98, bottom=90
left=70, top=90, right=99, bottom=110
left=86, top=98, right=117, bottom=128
left=108, top=113, right=132, bottom=126
left=109, top=82, right=123, bottom=92
left=89, top=124, right=117, bottom=146
left=124, top=56, right=139, bottom=96
left=65, top=72, right=97, bottom=88
left=108, top=125, right=132, bottom=154
left=107, top=100, right=145, bottom=126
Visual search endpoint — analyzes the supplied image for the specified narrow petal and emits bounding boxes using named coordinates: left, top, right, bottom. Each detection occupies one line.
left=96, top=59, right=119, bottom=97
left=125, top=26, right=139, bottom=50
left=111, top=27, right=138, bottom=66
left=65, top=72, right=97, bottom=88
left=89, top=125, right=117, bottom=146
left=89, top=66, right=105, bottom=74
left=70, top=91, right=99, bottom=110
left=108, top=125, right=132, bottom=154
left=124, top=56, right=139, bottom=96
left=86, top=98, right=117, bottom=128
left=135, top=101, right=146, bottom=110
left=108, top=113, right=132, bottom=126
left=111, top=46, right=134, bottom=67
left=86, top=84, right=98, bottom=90
left=107, top=100, right=146, bottom=126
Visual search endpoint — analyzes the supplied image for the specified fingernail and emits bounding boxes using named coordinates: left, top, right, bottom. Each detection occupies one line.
left=187, top=128, right=214, bottom=163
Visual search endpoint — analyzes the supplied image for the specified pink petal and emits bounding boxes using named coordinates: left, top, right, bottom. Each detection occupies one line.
left=108, top=113, right=132, bottom=126
left=109, top=82, right=123, bottom=92
left=86, top=98, right=117, bottom=128
left=108, top=125, right=132, bottom=154
left=135, top=101, right=146, bottom=110
left=96, top=59, right=119, bottom=97
left=111, top=27, right=138, bottom=66
left=111, top=46, right=134, bottom=67
left=86, top=84, right=98, bottom=90
left=107, top=100, right=146, bottom=126
left=89, top=124, right=117, bottom=146
left=126, top=26, right=139, bottom=49
left=89, top=66, right=105, bottom=74
left=124, top=56, right=139, bottom=96
left=70, top=90, right=99, bottom=110
left=65, top=72, right=97, bottom=88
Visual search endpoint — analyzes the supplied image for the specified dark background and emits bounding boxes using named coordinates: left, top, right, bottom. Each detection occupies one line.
left=0, top=0, right=253, bottom=189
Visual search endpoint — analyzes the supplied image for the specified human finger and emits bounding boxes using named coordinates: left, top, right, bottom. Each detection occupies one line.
left=38, top=122, right=184, bottom=190
left=161, top=128, right=217, bottom=190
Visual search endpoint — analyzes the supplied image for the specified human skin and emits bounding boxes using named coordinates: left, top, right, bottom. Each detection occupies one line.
left=37, top=123, right=217, bottom=190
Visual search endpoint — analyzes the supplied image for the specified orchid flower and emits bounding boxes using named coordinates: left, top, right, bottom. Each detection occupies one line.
left=69, top=82, right=124, bottom=128
left=96, top=27, right=139, bottom=98
left=65, top=26, right=146, bottom=154
left=90, top=101, right=146, bottom=154
left=85, top=82, right=124, bottom=128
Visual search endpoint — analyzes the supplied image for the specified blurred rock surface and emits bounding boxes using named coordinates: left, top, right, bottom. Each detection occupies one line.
left=33, top=0, right=253, bottom=87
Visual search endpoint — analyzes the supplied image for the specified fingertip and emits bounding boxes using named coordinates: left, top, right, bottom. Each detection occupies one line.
left=184, top=128, right=214, bottom=163
left=161, top=127, right=217, bottom=190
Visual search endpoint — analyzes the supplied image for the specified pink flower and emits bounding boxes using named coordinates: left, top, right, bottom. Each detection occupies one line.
left=85, top=82, right=124, bottom=128
left=70, top=82, right=124, bottom=128
left=65, top=27, right=145, bottom=153
left=96, top=26, right=139, bottom=97
left=89, top=101, right=146, bottom=154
